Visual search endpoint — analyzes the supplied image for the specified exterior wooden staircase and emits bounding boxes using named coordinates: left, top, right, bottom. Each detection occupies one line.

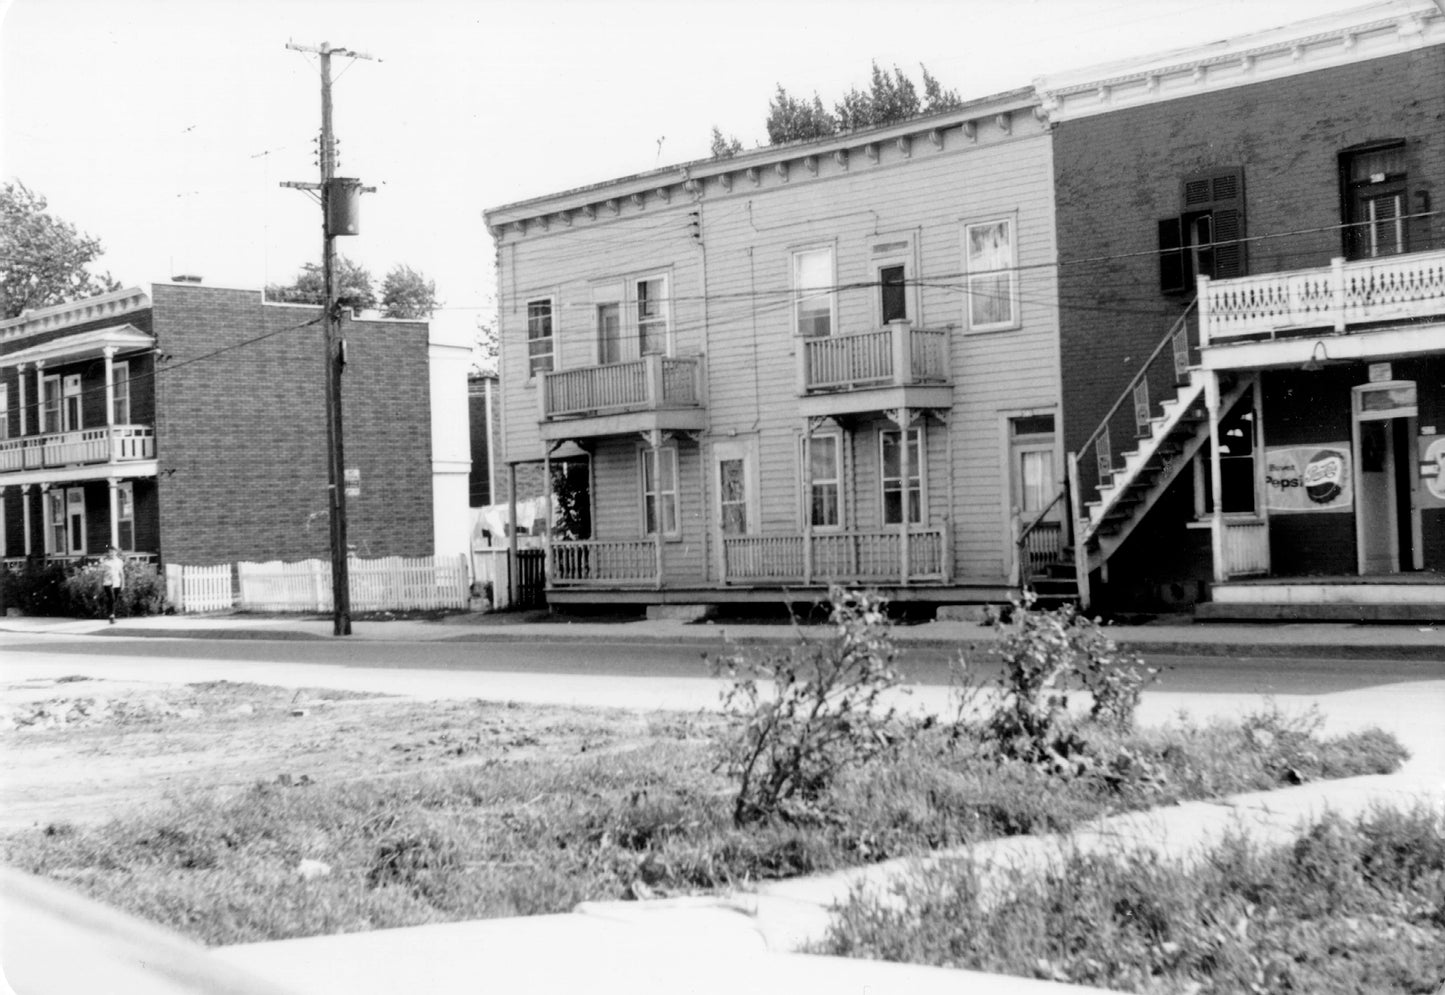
left=1016, top=301, right=1253, bottom=611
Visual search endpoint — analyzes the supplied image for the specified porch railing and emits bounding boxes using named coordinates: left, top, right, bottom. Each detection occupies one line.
left=722, top=527, right=949, bottom=584
left=800, top=322, right=948, bottom=392
left=551, top=539, right=659, bottom=586
left=541, top=355, right=703, bottom=420
left=0, top=424, right=155, bottom=473
left=1014, top=486, right=1070, bottom=585
left=1199, top=248, right=1445, bottom=345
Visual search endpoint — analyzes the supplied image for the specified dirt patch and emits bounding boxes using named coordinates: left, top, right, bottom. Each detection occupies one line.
left=0, top=677, right=669, bottom=831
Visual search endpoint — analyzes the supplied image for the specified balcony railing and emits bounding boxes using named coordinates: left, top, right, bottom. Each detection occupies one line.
left=722, top=526, right=951, bottom=584
left=800, top=322, right=949, bottom=393
left=0, top=425, right=155, bottom=474
left=551, top=539, right=660, bottom=587
left=541, top=354, right=703, bottom=420
left=1200, top=249, right=1445, bottom=345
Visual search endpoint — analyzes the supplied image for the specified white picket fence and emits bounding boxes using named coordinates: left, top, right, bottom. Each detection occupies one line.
left=165, top=564, right=235, bottom=613
left=166, top=555, right=471, bottom=613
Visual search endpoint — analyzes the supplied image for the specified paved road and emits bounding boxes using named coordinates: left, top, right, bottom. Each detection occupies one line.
left=2, top=631, right=1441, bottom=696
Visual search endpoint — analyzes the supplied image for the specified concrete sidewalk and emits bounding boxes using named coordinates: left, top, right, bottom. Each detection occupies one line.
left=2, top=607, right=1442, bottom=659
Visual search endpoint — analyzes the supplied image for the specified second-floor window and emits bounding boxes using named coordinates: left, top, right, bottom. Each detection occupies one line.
left=1342, top=143, right=1407, bottom=260
left=41, top=376, right=62, bottom=434
left=1159, top=168, right=1246, bottom=293
left=527, top=299, right=554, bottom=377
left=793, top=247, right=835, bottom=337
left=635, top=276, right=668, bottom=356
left=112, top=361, right=131, bottom=424
left=0, top=383, right=8, bottom=440
left=597, top=302, right=623, bottom=365
left=965, top=219, right=1018, bottom=331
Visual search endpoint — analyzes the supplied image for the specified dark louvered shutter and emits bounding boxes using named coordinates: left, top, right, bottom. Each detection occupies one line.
left=1158, top=218, right=1186, bottom=293
left=1180, top=168, right=1246, bottom=279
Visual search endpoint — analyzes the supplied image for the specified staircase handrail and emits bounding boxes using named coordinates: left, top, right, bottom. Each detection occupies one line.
left=1075, top=299, right=1198, bottom=493
left=1016, top=485, right=1069, bottom=552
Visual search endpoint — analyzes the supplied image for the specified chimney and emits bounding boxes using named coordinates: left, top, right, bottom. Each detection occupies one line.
left=171, top=274, right=203, bottom=284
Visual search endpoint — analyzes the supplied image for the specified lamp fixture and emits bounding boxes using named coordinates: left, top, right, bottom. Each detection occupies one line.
left=1301, top=340, right=1329, bottom=372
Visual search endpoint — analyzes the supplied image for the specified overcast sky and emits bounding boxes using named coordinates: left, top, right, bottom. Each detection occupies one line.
left=2, top=0, right=1370, bottom=343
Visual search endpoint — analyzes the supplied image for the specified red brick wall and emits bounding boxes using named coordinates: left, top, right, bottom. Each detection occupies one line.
left=150, top=284, right=433, bottom=565
left=1054, top=48, right=1444, bottom=467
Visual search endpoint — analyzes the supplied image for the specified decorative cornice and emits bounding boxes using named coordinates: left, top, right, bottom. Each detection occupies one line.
left=1034, top=0, right=1441, bottom=123
left=0, top=287, right=151, bottom=345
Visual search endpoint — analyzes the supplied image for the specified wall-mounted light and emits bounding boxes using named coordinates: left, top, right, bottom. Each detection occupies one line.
left=1301, top=340, right=1329, bottom=372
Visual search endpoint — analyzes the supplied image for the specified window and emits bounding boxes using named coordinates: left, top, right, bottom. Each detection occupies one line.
left=112, top=361, right=131, bottom=424
left=881, top=427, right=924, bottom=525
left=964, top=219, right=1018, bottom=330
left=1159, top=168, right=1246, bottom=293
left=116, top=481, right=135, bottom=551
left=526, top=299, right=554, bottom=377
left=46, top=490, right=66, bottom=554
left=1342, top=143, right=1407, bottom=260
left=0, top=383, right=8, bottom=440
left=805, top=433, right=842, bottom=528
left=879, top=264, right=907, bottom=324
left=642, top=446, right=679, bottom=537
left=597, top=302, right=622, bottom=365
left=66, top=487, right=85, bottom=554
left=41, top=375, right=61, bottom=434
left=793, top=247, right=835, bottom=337
left=718, top=458, right=748, bottom=535
left=62, top=375, right=82, bottom=431
left=1200, top=399, right=1257, bottom=516
left=635, top=276, right=668, bottom=355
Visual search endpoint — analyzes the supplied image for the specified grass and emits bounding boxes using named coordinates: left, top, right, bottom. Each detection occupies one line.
left=819, top=806, right=1445, bottom=995
left=0, top=692, right=1408, bottom=946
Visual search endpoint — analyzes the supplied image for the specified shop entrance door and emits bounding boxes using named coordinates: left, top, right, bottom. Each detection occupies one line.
left=1352, top=381, right=1421, bottom=574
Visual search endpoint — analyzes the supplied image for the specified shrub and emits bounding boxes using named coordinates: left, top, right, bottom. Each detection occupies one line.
left=959, top=596, right=1158, bottom=769
left=0, top=558, right=72, bottom=616
left=711, top=588, right=910, bottom=826
left=63, top=560, right=167, bottom=618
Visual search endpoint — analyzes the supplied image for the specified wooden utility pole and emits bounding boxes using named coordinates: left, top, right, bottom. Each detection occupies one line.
left=283, top=41, right=376, bottom=636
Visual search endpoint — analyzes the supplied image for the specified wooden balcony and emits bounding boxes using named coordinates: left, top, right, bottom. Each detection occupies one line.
left=721, top=526, right=951, bottom=585
left=797, top=321, right=953, bottom=418
left=538, top=354, right=706, bottom=442
left=1200, top=249, right=1445, bottom=350
left=0, top=425, right=155, bottom=475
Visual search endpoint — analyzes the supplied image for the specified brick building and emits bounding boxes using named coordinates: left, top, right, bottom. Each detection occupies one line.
left=0, top=281, right=470, bottom=568
left=1036, top=0, right=1445, bottom=618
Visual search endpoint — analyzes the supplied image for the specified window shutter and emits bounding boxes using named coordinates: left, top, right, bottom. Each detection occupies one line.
left=1212, top=208, right=1243, bottom=279
left=1180, top=167, right=1246, bottom=280
left=1158, top=217, right=1186, bottom=293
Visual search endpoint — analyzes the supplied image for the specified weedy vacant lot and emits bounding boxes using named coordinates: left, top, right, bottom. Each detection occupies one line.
left=0, top=673, right=1407, bottom=951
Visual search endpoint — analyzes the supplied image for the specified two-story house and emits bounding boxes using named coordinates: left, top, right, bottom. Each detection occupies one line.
left=1037, top=0, right=1444, bottom=620
left=485, top=88, right=1063, bottom=614
left=0, top=280, right=471, bottom=570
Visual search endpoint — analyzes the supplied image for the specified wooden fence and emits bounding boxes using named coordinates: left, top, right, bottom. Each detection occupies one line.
left=167, top=555, right=471, bottom=613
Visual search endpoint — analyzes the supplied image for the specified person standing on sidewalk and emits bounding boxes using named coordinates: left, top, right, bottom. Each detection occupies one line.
left=101, top=547, right=125, bottom=624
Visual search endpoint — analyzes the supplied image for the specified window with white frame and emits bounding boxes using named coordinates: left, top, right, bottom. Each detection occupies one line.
left=0, top=383, right=8, bottom=440
left=641, top=446, right=680, bottom=537
left=805, top=432, right=842, bottom=528
left=45, top=489, right=66, bottom=554
left=881, top=427, right=924, bottom=525
left=112, top=361, right=131, bottom=424
left=793, top=247, right=835, bottom=337
left=117, top=481, right=136, bottom=551
left=41, top=375, right=62, bottom=434
left=527, top=298, right=554, bottom=377
left=62, top=375, right=82, bottom=431
left=964, top=218, right=1018, bottom=331
left=634, top=275, right=668, bottom=356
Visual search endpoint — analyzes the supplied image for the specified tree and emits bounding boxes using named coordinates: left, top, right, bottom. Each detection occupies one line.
left=762, top=63, right=963, bottom=146
left=379, top=264, right=439, bottom=319
left=472, top=314, right=498, bottom=377
left=709, top=126, right=743, bottom=160
left=765, top=86, right=838, bottom=145
left=1, top=181, right=121, bottom=319
left=264, top=257, right=376, bottom=311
